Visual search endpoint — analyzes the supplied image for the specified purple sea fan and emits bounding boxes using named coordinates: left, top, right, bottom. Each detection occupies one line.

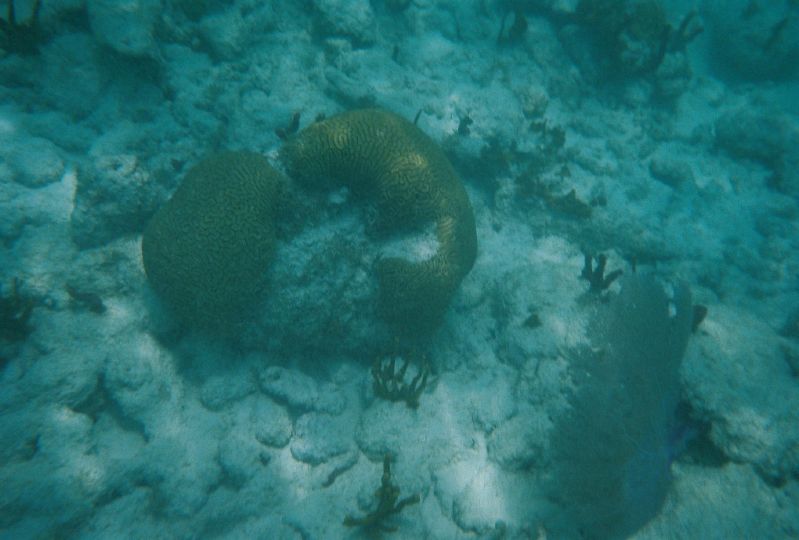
left=549, top=275, right=693, bottom=539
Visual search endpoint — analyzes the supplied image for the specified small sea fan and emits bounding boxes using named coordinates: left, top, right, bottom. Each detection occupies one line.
left=550, top=275, right=692, bottom=539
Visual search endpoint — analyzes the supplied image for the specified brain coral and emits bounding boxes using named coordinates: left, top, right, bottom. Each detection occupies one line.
left=281, top=109, right=477, bottom=334
left=141, top=151, right=282, bottom=329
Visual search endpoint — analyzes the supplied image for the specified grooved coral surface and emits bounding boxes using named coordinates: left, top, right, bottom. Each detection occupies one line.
left=281, top=109, right=477, bottom=333
left=141, top=151, right=282, bottom=329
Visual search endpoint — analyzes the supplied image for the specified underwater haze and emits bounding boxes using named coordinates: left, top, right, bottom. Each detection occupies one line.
left=1, top=0, right=799, bottom=538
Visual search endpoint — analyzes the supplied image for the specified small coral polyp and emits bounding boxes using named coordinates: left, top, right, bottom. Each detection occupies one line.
left=281, top=109, right=477, bottom=334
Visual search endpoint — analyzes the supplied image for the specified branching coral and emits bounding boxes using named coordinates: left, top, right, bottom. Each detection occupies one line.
left=668, top=10, right=703, bottom=53
left=344, top=454, right=420, bottom=533
left=372, top=347, right=430, bottom=409
left=580, top=251, right=623, bottom=293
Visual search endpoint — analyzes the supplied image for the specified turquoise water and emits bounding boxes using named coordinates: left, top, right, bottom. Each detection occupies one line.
left=1, top=1, right=798, bottom=538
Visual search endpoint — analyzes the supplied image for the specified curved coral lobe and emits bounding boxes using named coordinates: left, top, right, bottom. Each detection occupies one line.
left=141, top=151, right=283, bottom=330
left=281, top=109, right=477, bottom=334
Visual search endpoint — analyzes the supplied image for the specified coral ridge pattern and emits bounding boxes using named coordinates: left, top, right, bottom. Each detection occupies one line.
left=143, top=109, right=477, bottom=334
left=142, top=151, right=281, bottom=329
left=281, top=109, right=478, bottom=333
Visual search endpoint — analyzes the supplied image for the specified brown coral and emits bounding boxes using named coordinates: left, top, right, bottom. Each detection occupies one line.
left=141, top=151, right=283, bottom=331
left=281, top=109, right=477, bottom=334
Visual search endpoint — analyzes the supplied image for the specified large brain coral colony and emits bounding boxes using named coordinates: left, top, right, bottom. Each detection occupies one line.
left=281, top=109, right=477, bottom=333
left=142, top=109, right=477, bottom=335
left=142, top=151, right=282, bottom=330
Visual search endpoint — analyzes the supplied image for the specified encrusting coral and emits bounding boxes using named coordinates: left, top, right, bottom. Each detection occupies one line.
left=141, top=151, right=283, bottom=330
left=281, top=108, right=477, bottom=334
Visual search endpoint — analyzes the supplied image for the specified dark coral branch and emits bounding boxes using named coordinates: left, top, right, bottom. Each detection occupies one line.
left=275, top=111, right=301, bottom=141
left=372, top=349, right=430, bottom=409
left=343, top=455, right=420, bottom=533
left=580, top=251, right=623, bottom=293
left=669, top=9, right=703, bottom=53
